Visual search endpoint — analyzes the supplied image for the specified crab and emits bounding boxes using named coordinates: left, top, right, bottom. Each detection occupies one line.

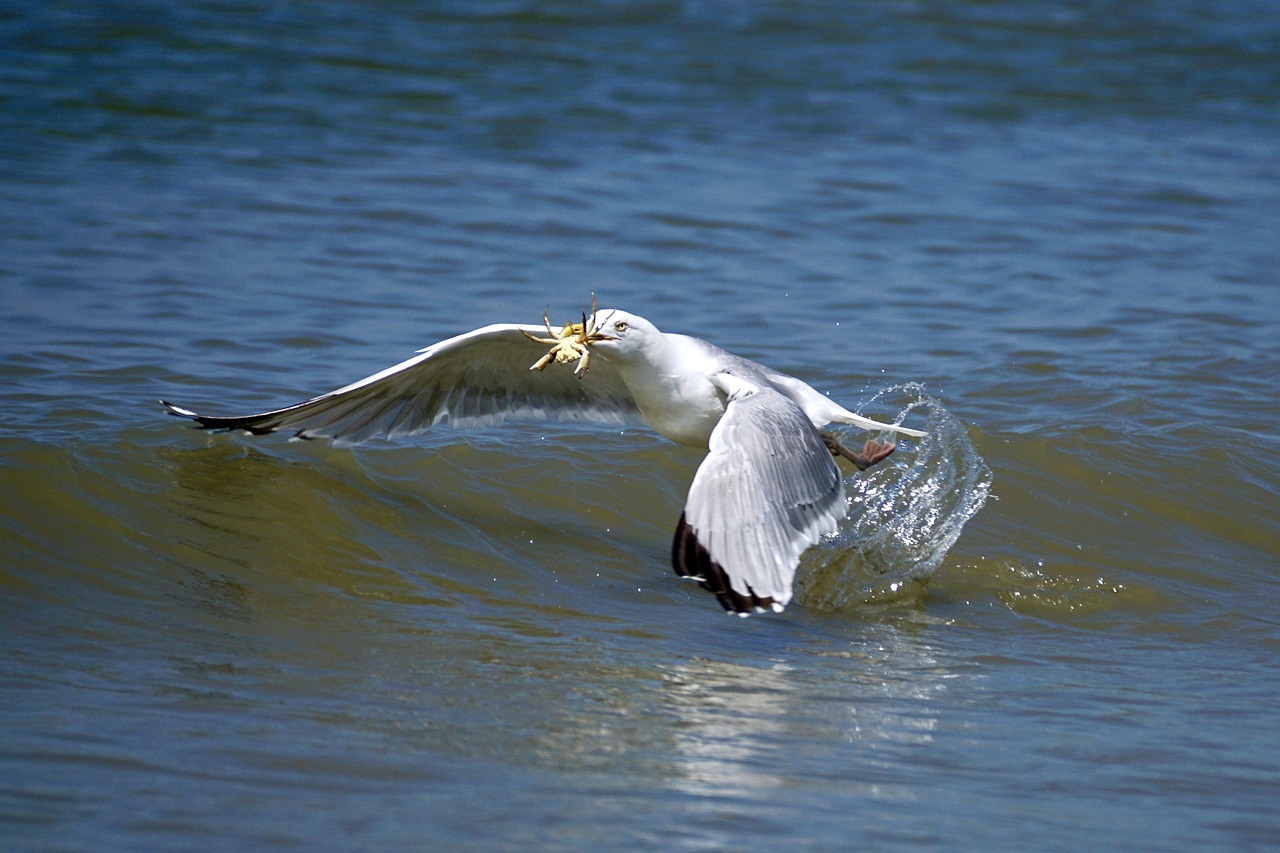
left=522, top=293, right=613, bottom=376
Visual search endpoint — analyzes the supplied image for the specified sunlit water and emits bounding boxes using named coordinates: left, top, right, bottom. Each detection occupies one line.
left=3, top=1, right=1279, bottom=850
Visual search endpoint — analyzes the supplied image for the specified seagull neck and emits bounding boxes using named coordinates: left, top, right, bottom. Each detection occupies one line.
left=611, top=332, right=681, bottom=386
left=609, top=334, right=723, bottom=448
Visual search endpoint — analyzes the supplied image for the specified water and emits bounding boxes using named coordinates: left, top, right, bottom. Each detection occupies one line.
left=799, top=384, right=992, bottom=608
left=3, top=1, right=1279, bottom=849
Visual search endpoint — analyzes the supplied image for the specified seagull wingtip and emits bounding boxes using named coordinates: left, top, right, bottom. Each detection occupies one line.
left=160, top=400, right=198, bottom=418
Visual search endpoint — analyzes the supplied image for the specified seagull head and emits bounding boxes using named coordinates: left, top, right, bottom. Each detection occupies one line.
left=582, top=309, right=660, bottom=362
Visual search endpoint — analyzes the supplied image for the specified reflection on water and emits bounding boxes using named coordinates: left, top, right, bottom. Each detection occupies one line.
left=797, top=384, right=992, bottom=608
left=656, top=620, right=964, bottom=809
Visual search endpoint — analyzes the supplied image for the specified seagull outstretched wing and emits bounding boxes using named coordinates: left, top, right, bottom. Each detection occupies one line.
left=163, top=323, right=639, bottom=446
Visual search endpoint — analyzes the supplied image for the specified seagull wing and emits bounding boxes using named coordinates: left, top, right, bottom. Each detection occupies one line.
left=671, top=373, right=846, bottom=614
left=162, top=323, right=639, bottom=446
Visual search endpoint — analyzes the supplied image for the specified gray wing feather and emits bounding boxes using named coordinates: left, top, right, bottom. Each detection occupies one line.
left=679, top=381, right=846, bottom=611
left=163, top=323, right=640, bottom=446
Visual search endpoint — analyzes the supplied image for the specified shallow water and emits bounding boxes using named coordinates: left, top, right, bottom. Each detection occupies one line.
left=3, top=1, right=1279, bottom=849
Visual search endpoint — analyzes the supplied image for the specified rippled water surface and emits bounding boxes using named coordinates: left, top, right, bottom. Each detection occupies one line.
left=3, top=1, right=1279, bottom=849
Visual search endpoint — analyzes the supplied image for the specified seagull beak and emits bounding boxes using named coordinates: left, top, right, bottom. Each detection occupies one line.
left=570, top=320, right=615, bottom=345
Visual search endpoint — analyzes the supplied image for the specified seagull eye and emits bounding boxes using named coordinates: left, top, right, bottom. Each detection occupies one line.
left=614, top=321, right=628, bottom=333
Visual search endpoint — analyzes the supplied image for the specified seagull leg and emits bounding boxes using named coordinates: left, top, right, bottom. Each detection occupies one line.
left=821, top=431, right=896, bottom=471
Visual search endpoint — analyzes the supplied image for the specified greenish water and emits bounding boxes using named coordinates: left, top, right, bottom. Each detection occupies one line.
left=3, top=1, right=1279, bottom=849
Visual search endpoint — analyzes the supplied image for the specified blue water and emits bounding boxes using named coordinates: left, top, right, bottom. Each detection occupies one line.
left=3, top=2, right=1279, bottom=849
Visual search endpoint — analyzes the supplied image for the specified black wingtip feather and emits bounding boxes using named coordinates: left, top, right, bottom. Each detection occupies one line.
left=160, top=400, right=278, bottom=435
left=671, top=512, right=775, bottom=615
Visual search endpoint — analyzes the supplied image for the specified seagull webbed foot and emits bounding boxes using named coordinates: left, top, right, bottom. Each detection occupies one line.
left=821, top=431, right=896, bottom=472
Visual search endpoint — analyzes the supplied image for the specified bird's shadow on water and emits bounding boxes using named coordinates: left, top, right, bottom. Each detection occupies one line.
left=796, top=383, right=993, bottom=611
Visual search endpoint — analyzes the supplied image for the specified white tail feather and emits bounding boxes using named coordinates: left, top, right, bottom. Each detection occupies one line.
left=836, top=412, right=927, bottom=439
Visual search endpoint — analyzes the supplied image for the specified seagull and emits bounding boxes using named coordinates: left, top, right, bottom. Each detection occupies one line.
left=162, top=305, right=925, bottom=615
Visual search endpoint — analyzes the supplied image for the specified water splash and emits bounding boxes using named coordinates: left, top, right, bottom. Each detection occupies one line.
left=794, top=383, right=992, bottom=609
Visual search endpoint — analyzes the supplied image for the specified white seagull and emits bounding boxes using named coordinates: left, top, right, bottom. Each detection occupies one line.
left=163, top=304, right=925, bottom=615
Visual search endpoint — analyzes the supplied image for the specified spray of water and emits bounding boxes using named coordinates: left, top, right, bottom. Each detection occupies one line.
left=794, top=383, right=992, bottom=609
